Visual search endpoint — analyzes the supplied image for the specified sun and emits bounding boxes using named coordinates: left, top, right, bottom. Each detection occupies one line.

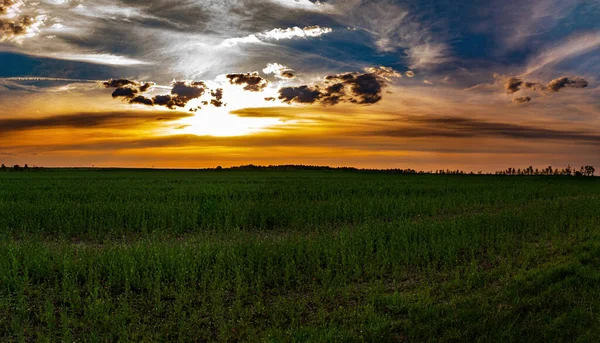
left=172, top=107, right=286, bottom=137
left=147, top=80, right=291, bottom=137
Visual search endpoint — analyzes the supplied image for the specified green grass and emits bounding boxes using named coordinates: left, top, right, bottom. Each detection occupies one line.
left=1, top=170, right=600, bottom=341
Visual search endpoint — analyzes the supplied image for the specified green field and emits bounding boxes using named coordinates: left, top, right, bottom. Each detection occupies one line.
left=1, top=170, right=600, bottom=342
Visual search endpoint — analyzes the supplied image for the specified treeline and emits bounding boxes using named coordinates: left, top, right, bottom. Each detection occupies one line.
left=227, top=164, right=595, bottom=176
left=493, top=165, right=595, bottom=176
left=0, top=163, right=596, bottom=176
left=0, top=164, right=44, bottom=172
left=228, top=164, right=360, bottom=171
left=227, top=165, right=425, bottom=173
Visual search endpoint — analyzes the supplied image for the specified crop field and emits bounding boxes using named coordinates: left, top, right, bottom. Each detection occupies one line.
left=1, top=170, right=600, bottom=342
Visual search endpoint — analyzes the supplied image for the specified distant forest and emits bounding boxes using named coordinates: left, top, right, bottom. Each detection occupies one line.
left=0, top=163, right=596, bottom=176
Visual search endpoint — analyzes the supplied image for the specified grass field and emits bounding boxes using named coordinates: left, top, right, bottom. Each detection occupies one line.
left=1, top=170, right=600, bottom=342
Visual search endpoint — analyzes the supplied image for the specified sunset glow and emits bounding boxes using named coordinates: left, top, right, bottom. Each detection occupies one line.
left=0, top=0, right=598, bottom=170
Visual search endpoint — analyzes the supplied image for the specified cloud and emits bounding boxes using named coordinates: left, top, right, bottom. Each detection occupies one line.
left=14, top=113, right=600, bottom=157
left=0, top=15, right=46, bottom=42
left=0, top=0, right=20, bottom=15
left=546, top=76, right=588, bottom=92
left=171, top=81, right=207, bottom=102
left=337, top=1, right=451, bottom=69
left=523, top=82, right=544, bottom=91
left=103, top=79, right=138, bottom=88
left=278, top=66, right=400, bottom=105
left=103, top=78, right=155, bottom=101
left=260, top=25, right=332, bottom=40
left=493, top=74, right=590, bottom=101
left=407, top=43, right=451, bottom=70
left=129, top=95, right=153, bottom=106
left=367, top=116, right=600, bottom=145
left=0, top=0, right=46, bottom=43
left=142, top=81, right=206, bottom=109
left=210, top=88, right=224, bottom=107
left=502, top=76, right=523, bottom=94
left=263, top=63, right=296, bottom=79
left=219, top=34, right=262, bottom=47
left=0, top=110, right=193, bottom=135
left=364, top=66, right=402, bottom=81
left=70, top=3, right=160, bottom=22
left=43, top=53, right=151, bottom=66
left=279, top=85, right=323, bottom=104
left=111, top=86, right=137, bottom=98
left=103, top=78, right=229, bottom=110
left=524, top=32, right=600, bottom=76
left=221, top=25, right=332, bottom=47
left=269, top=0, right=333, bottom=11
left=226, top=72, right=269, bottom=92
left=513, top=96, right=531, bottom=104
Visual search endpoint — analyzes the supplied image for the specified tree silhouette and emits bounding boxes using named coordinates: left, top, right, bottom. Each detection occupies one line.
left=493, top=165, right=594, bottom=177
left=1, top=164, right=5, bottom=171
left=584, top=165, right=595, bottom=176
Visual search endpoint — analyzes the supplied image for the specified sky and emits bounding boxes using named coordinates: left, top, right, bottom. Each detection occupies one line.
left=0, top=0, right=599, bottom=171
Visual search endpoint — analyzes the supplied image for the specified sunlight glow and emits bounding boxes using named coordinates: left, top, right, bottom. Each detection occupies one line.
left=175, top=109, right=286, bottom=137
left=159, top=80, right=290, bottom=137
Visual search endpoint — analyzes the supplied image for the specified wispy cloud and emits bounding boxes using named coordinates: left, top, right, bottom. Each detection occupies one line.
left=524, top=32, right=600, bottom=76
left=0, top=110, right=193, bottom=135
left=220, top=25, right=333, bottom=47
left=263, top=63, right=296, bottom=79
left=336, top=1, right=451, bottom=69
left=45, top=53, right=151, bottom=66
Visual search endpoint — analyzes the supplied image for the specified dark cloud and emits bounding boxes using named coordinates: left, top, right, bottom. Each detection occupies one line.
left=280, top=70, right=297, bottom=79
left=0, top=111, right=193, bottom=135
left=278, top=67, right=399, bottom=106
left=0, top=0, right=44, bottom=42
left=210, top=99, right=224, bottom=107
left=210, top=88, right=225, bottom=107
left=263, top=63, right=297, bottom=79
left=279, top=85, right=323, bottom=104
left=513, top=96, right=531, bottom=104
left=104, top=79, right=155, bottom=102
left=226, top=72, right=269, bottom=92
left=0, top=0, right=17, bottom=15
left=211, top=88, right=223, bottom=100
left=103, top=79, right=138, bottom=88
left=503, top=77, right=523, bottom=94
left=129, top=95, right=154, bottom=105
left=139, top=82, right=154, bottom=92
left=151, top=94, right=172, bottom=107
left=494, top=75, right=590, bottom=102
left=367, top=116, right=600, bottom=145
left=523, top=82, right=544, bottom=91
left=0, top=0, right=39, bottom=39
left=0, top=16, right=40, bottom=41
left=264, top=97, right=276, bottom=102
left=111, top=87, right=138, bottom=98
left=151, top=94, right=186, bottom=109
left=546, top=77, right=589, bottom=92
left=171, top=81, right=206, bottom=101
left=103, top=78, right=230, bottom=110
left=348, top=73, right=383, bottom=104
